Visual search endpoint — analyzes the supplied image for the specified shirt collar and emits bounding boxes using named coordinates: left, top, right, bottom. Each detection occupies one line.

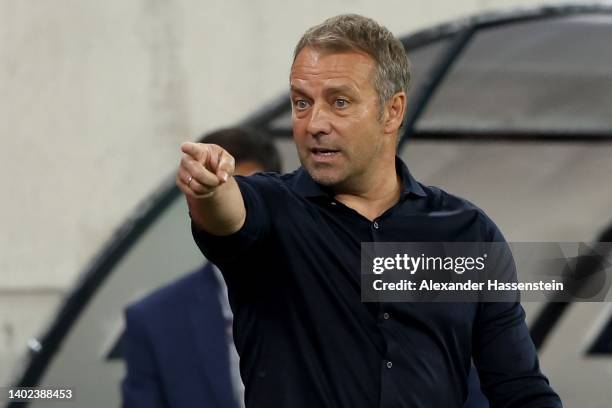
left=293, top=156, right=427, bottom=199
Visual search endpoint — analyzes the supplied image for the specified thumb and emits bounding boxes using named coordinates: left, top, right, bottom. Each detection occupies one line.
left=216, top=150, right=235, bottom=183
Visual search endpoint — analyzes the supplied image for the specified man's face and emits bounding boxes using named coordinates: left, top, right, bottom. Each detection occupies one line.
left=290, top=47, right=388, bottom=189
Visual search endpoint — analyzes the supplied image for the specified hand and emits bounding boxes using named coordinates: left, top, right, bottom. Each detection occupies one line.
left=176, top=142, right=236, bottom=199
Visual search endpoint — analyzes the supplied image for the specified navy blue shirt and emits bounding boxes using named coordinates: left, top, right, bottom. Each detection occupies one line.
left=191, top=158, right=561, bottom=408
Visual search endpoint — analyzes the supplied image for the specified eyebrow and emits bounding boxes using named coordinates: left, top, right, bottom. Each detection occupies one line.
left=290, top=84, right=357, bottom=97
left=290, top=85, right=307, bottom=95
left=323, top=85, right=357, bottom=96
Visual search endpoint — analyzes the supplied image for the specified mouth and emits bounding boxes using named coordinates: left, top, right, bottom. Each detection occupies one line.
left=310, top=147, right=341, bottom=158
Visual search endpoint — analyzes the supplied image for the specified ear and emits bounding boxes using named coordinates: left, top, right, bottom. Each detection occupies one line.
left=382, top=92, right=407, bottom=134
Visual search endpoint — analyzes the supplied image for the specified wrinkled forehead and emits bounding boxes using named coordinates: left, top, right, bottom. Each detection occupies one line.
left=293, top=41, right=376, bottom=62
left=290, top=47, right=376, bottom=88
left=291, top=45, right=375, bottom=70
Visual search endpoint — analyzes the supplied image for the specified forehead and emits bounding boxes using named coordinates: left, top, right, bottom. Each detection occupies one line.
left=290, top=47, right=376, bottom=90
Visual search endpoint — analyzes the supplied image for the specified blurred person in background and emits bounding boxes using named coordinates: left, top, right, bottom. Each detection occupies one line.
left=121, top=127, right=281, bottom=408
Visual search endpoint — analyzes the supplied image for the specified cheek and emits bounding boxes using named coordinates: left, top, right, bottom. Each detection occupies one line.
left=343, top=106, right=379, bottom=132
left=292, top=132, right=310, bottom=157
left=292, top=121, right=306, bottom=142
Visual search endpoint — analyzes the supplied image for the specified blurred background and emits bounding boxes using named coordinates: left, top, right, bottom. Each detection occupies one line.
left=2, top=0, right=612, bottom=407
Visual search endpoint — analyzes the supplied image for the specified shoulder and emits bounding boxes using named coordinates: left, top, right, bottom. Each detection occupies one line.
left=419, top=184, right=504, bottom=242
left=234, top=169, right=308, bottom=205
left=125, top=266, right=211, bottom=322
left=234, top=171, right=286, bottom=200
left=421, top=184, right=479, bottom=212
left=235, top=170, right=300, bottom=190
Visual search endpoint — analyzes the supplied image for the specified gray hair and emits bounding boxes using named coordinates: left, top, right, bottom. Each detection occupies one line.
left=293, top=14, right=411, bottom=119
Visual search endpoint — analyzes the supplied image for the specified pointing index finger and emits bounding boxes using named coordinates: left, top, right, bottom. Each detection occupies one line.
left=180, top=142, right=207, bottom=163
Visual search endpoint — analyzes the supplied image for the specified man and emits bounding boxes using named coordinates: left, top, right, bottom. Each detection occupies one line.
left=177, top=15, right=562, bottom=407
left=122, top=128, right=281, bottom=408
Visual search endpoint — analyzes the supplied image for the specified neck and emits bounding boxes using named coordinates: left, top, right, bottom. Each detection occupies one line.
left=333, top=155, right=401, bottom=221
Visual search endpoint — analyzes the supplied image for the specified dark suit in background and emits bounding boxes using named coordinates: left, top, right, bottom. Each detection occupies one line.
left=122, top=127, right=280, bottom=408
left=121, top=263, right=239, bottom=408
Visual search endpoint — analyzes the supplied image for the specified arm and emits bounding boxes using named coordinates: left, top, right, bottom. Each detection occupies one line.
left=176, top=142, right=245, bottom=236
left=474, top=215, right=562, bottom=407
left=473, top=302, right=562, bottom=407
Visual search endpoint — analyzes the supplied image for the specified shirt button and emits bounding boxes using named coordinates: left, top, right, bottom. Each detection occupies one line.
left=386, top=361, right=393, bottom=369
left=383, top=312, right=391, bottom=320
left=330, top=201, right=337, bottom=206
left=373, top=221, right=379, bottom=229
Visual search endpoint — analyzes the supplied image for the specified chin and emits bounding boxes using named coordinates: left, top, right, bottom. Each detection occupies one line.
left=299, top=155, right=348, bottom=187
left=307, top=167, right=345, bottom=187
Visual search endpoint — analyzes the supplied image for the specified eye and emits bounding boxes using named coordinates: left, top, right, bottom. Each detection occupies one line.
left=334, top=98, right=349, bottom=109
left=293, top=99, right=309, bottom=110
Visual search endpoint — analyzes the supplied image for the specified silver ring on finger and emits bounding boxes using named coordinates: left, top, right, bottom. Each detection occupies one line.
left=187, top=175, right=193, bottom=187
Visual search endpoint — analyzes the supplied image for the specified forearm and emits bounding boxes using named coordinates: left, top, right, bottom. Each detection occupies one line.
left=474, top=302, right=562, bottom=407
left=187, top=176, right=246, bottom=236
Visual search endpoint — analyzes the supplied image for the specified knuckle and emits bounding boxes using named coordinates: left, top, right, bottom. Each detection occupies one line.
left=187, top=159, right=202, bottom=173
left=180, top=156, right=192, bottom=168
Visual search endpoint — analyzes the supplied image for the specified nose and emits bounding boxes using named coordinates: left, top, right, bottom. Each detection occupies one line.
left=306, top=103, right=332, bottom=137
